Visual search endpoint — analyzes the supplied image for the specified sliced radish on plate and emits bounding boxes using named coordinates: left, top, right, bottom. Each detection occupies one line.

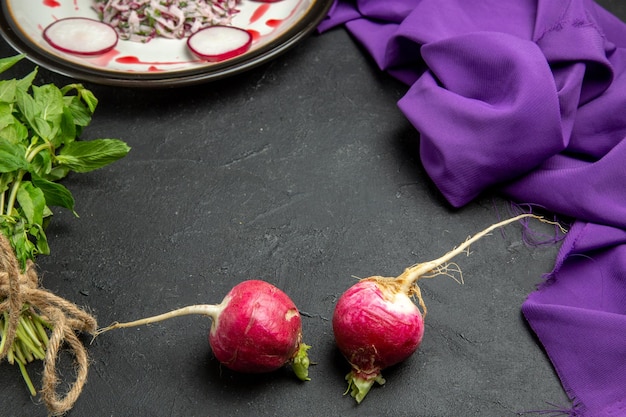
left=187, top=26, right=253, bottom=62
left=43, top=17, right=118, bottom=56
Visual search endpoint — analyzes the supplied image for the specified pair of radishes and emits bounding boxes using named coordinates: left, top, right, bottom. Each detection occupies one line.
left=98, top=214, right=548, bottom=403
left=43, top=17, right=253, bottom=63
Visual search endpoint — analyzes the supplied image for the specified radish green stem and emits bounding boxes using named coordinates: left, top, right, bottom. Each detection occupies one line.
left=95, top=304, right=223, bottom=336
left=32, top=315, right=51, bottom=347
left=15, top=323, right=40, bottom=356
left=19, top=340, right=35, bottom=363
left=0, top=312, right=9, bottom=354
left=13, top=339, right=28, bottom=364
left=16, top=359, right=37, bottom=396
left=19, top=315, right=43, bottom=349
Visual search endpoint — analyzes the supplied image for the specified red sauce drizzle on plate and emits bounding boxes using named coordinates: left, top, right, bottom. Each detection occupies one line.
left=266, top=19, right=283, bottom=28
left=250, top=3, right=271, bottom=24
left=265, top=0, right=303, bottom=29
left=87, top=49, right=120, bottom=67
left=115, top=55, right=201, bottom=72
left=116, top=55, right=197, bottom=65
left=43, top=0, right=61, bottom=8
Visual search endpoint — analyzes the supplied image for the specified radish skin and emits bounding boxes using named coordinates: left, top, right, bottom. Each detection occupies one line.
left=97, top=280, right=311, bottom=381
left=333, top=213, right=562, bottom=403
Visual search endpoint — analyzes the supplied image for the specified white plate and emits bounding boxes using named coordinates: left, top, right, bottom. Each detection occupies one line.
left=0, top=0, right=333, bottom=87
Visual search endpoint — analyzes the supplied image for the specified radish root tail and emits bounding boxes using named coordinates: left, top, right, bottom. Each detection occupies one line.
left=421, top=262, right=464, bottom=285
left=94, top=304, right=222, bottom=338
left=409, top=285, right=428, bottom=318
left=398, top=213, right=565, bottom=316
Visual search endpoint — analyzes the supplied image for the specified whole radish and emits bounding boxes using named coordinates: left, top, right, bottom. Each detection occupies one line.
left=333, top=279, right=424, bottom=403
left=333, top=214, right=561, bottom=403
left=97, top=280, right=311, bottom=381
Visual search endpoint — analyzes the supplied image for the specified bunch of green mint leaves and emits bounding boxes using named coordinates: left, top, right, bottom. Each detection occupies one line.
left=0, top=54, right=130, bottom=396
left=0, top=54, right=130, bottom=269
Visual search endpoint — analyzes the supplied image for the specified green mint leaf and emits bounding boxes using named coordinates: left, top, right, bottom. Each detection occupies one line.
left=0, top=118, right=29, bottom=144
left=31, top=174, right=76, bottom=214
left=16, top=68, right=37, bottom=92
left=15, top=83, right=66, bottom=142
left=33, top=84, right=64, bottom=123
left=0, top=139, right=28, bottom=172
left=0, top=78, right=17, bottom=103
left=28, top=222, right=50, bottom=257
left=16, top=181, right=45, bottom=226
left=33, top=84, right=64, bottom=142
left=64, top=95, right=93, bottom=129
left=15, top=88, right=42, bottom=136
left=0, top=88, right=29, bottom=144
left=10, top=225, right=36, bottom=269
left=29, top=146, right=53, bottom=177
left=61, top=83, right=98, bottom=113
left=0, top=55, right=24, bottom=74
left=47, top=165, right=71, bottom=182
left=1, top=218, right=49, bottom=268
left=79, top=88, right=98, bottom=113
left=0, top=101, right=15, bottom=130
left=57, top=139, right=130, bottom=172
left=53, top=105, right=77, bottom=148
left=0, top=172, right=16, bottom=197
left=77, top=86, right=98, bottom=114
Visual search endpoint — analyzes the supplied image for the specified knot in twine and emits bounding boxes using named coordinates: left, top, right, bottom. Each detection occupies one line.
left=0, top=234, right=97, bottom=416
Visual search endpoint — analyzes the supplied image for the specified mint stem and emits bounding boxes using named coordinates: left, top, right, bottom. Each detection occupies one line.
left=4, top=170, right=25, bottom=216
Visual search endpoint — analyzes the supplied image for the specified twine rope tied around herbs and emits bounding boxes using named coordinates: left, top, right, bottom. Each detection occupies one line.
left=0, top=234, right=97, bottom=416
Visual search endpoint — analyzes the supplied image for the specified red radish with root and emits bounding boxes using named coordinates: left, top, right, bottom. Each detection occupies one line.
left=97, top=280, right=311, bottom=380
left=187, top=25, right=253, bottom=62
left=333, top=214, right=563, bottom=403
left=43, top=17, right=118, bottom=56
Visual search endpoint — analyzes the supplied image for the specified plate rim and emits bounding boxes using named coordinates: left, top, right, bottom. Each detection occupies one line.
left=0, top=0, right=334, bottom=88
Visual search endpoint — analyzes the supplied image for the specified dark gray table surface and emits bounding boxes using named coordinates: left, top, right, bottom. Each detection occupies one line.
left=1, top=1, right=624, bottom=416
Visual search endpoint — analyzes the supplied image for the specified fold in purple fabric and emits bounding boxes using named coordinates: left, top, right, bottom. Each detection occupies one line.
left=319, top=1, right=626, bottom=415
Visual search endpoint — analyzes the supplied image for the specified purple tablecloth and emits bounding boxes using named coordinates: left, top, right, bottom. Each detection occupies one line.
left=319, top=1, right=626, bottom=415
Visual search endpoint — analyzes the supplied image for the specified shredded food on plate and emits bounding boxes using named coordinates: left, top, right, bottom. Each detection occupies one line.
left=92, top=0, right=242, bottom=42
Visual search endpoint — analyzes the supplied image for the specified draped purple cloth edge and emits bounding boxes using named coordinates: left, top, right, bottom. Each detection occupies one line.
left=318, top=1, right=626, bottom=416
